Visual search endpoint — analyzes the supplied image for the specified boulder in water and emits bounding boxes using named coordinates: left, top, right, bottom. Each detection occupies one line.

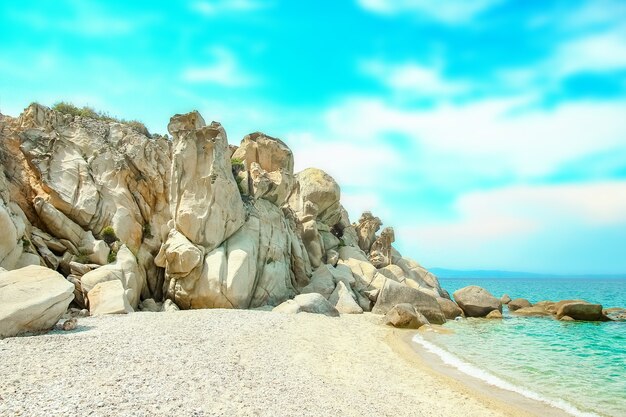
left=453, top=286, right=501, bottom=317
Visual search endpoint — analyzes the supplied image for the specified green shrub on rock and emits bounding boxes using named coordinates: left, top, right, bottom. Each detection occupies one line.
left=101, top=226, right=118, bottom=244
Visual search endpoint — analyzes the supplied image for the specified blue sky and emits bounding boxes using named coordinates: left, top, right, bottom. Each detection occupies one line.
left=1, top=0, right=626, bottom=274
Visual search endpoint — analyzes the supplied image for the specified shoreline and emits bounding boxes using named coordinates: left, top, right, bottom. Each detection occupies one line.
left=0, top=309, right=586, bottom=417
left=389, top=327, right=591, bottom=417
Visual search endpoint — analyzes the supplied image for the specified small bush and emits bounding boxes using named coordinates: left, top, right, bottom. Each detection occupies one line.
left=101, top=226, right=118, bottom=244
left=231, top=157, right=244, bottom=168
left=107, top=250, right=117, bottom=264
left=75, top=250, right=90, bottom=264
left=142, top=223, right=153, bottom=239
left=22, top=237, right=30, bottom=249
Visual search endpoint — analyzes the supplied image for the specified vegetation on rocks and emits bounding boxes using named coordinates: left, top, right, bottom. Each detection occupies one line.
left=51, top=102, right=149, bottom=136
left=101, top=226, right=118, bottom=245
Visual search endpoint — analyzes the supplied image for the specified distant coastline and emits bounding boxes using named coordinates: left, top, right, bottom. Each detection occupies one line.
left=430, top=268, right=626, bottom=280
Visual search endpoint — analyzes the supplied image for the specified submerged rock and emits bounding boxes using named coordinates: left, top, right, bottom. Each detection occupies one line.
left=512, top=306, right=553, bottom=317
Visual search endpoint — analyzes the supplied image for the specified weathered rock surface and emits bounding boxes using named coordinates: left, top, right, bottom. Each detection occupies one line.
left=329, top=281, right=363, bottom=314
left=508, top=298, right=532, bottom=311
left=0, top=265, right=74, bottom=337
left=486, top=310, right=503, bottom=319
left=384, top=303, right=429, bottom=329
left=500, top=294, right=511, bottom=304
left=453, top=286, right=502, bottom=317
left=604, top=307, right=626, bottom=321
left=373, top=279, right=446, bottom=324
left=0, top=103, right=450, bottom=322
left=87, top=279, right=134, bottom=315
left=168, top=113, right=245, bottom=251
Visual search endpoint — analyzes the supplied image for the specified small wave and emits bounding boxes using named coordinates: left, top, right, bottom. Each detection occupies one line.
left=412, top=334, right=601, bottom=417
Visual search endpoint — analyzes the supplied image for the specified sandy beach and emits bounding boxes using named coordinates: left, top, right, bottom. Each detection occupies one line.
left=0, top=309, right=571, bottom=417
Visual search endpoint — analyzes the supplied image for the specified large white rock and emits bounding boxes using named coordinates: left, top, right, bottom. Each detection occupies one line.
left=0, top=265, right=74, bottom=337
left=87, top=279, right=133, bottom=316
left=164, top=199, right=298, bottom=309
left=168, top=112, right=245, bottom=251
left=232, top=132, right=294, bottom=206
left=81, top=245, right=143, bottom=309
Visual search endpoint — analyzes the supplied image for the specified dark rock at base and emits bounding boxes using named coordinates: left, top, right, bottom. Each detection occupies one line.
left=372, top=279, right=446, bottom=324
left=508, top=298, right=532, bottom=311
left=384, top=303, right=429, bottom=329
left=453, top=286, right=502, bottom=318
left=436, top=297, right=464, bottom=320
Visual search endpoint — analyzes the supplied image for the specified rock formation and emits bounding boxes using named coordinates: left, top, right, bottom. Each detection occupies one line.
left=0, top=103, right=451, bottom=328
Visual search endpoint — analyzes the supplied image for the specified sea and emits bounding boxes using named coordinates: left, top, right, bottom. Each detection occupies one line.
left=413, top=276, right=626, bottom=417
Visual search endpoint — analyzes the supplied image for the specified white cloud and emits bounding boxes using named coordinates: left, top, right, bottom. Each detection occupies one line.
left=356, top=0, right=502, bottom=24
left=399, top=181, right=626, bottom=272
left=553, top=28, right=626, bottom=76
left=191, top=0, right=267, bottom=15
left=361, top=60, right=469, bottom=98
left=322, top=96, right=626, bottom=179
left=182, top=48, right=257, bottom=87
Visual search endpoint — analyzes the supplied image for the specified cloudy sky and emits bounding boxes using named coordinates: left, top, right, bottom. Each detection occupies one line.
left=1, top=0, right=625, bottom=274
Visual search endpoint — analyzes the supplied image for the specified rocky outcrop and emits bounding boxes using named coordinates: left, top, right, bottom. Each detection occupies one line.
left=0, top=103, right=450, bottom=325
left=0, top=265, right=74, bottom=337
left=501, top=294, right=511, bottom=304
left=453, top=286, right=502, bottom=317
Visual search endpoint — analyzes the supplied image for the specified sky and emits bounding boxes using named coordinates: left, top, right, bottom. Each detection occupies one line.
left=1, top=0, right=625, bottom=274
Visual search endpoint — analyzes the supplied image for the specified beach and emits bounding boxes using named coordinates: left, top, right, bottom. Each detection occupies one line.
left=0, top=310, right=568, bottom=417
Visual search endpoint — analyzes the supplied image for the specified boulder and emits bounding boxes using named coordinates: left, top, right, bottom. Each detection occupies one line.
left=232, top=133, right=294, bottom=205
left=501, top=294, right=511, bottom=304
left=139, top=298, right=161, bottom=312
left=508, top=298, right=532, bottom=311
left=87, top=280, right=133, bottom=315
left=559, top=315, right=575, bottom=322
left=273, top=293, right=340, bottom=317
left=373, top=279, right=446, bottom=324
left=384, top=303, right=430, bottom=329
left=0, top=265, right=74, bottom=337
left=329, top=281, right=363, bottom=314
left=81, top=246, right=143, bottom=309
left=301, top=265, right=336, bottom=299
left=453, top=286, right=502, bottom=317
left=62, top=318, right=78, bottom=331
left=287, top=168, right=341, bottom=227
left=486, top=310, right=503, bottom=319
left=436, top=297, right=464, bottom=320
left=556, top=301, right=605, bottom=321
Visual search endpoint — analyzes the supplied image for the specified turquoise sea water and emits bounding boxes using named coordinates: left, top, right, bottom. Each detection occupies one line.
left=414, top=277, right=626, bottom=417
